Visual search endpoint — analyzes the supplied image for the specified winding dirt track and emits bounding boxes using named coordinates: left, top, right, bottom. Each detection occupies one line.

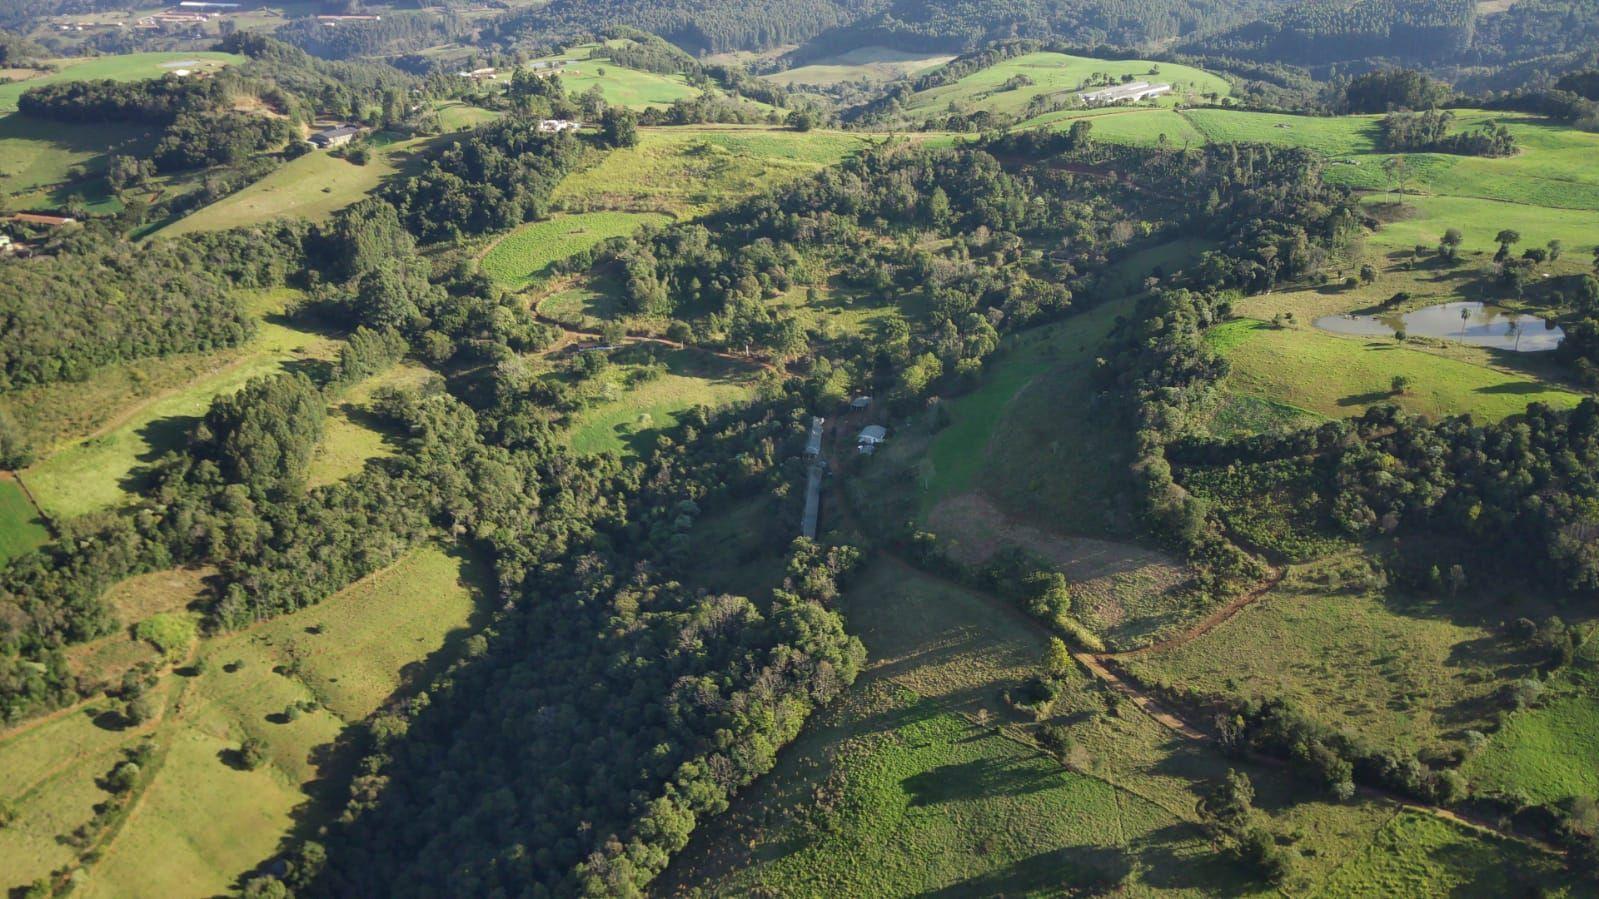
left=822, top=437, right=1562, bottom=856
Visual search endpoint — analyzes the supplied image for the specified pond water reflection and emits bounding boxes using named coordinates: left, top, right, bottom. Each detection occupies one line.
left=1313, top=301, right=1564, bottom=352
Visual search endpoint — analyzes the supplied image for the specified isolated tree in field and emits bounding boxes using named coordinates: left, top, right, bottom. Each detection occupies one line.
left=1438, top=228, right=1463, bottom=261
left=1390, top=374, right=1413, bottom=395
left=1592, top=244, right=1599, bottom=273
left=1494, top=229, right=1521, bottom=263
left=1045, top=637, right=1073, bottom=679
left=600, top=107, right=638, bottom=148
left=1548, top=239, right=1563, bottom=262
left=1359, top=263, right=1377, bottom=284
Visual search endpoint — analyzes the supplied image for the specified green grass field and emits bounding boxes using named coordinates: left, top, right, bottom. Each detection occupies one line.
left=552, top=126, right=868, bottom=218
left=563, top=349, right=757, bottom=457
left=1, top=546, right=485, bottom=897
left=1314, top=811, right=1570, bottom=897
left=1464, top=693, right=1599, bottom=805
left=159, top=133, right=434, bottom=236
left=765, top=47, right=955, bottom=87
left=481, top=211, right=670, bottom=290
left=0, top=52, right=242, bottom=112
left=306, top=362, right=436, bottom=489
left=1179, top=109, right=1382, bottom=156
left=525, top=44, right=702, bottom=110
left=20, top=290, right=338, bottom=520
left=0, top=113, right=148, bottom=208
left=898, top=52, right=1230, bottom=122
left=0, top=478, right=48, bottom=565
left=1121, top=560, right=1543, bottom=756
left=1208, top=319, right=1582, bottom=423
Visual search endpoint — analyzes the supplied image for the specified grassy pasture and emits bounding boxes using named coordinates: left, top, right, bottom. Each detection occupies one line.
left=1120, top=562, right=1534, bottom=756
left=1464, top=693, right=1599, bottom=805
left=1178, top=108, right=1381, bottom=156
left=481, top=211, right=670, bottom=290
left=0, top=52, right=242, bottom=112
left=765, top=46, right=955, bottom=87
left=8, top=546, right=484, bottom=897
left=0, top=113, right=148, bottom=208
left=525, top=44, right=702, bottom=110
left=1361, top=193, right=1599, bottom=257
left=552, top=127, right=867, bottom=218
left=19, top=289, right=338, bottom=520
left=0, top=477, right=49, bottom=564
left=159, top=134, right=429, bottom=236
left=562, top=349, right=757, bottom=457
left=1208, top=318, right=1582, bottom=423
left=306, top=362, right=436, bottom=489
left=1314, top=810, right=1571, bottom=896
left=899, top=51, right=1230, bottom=121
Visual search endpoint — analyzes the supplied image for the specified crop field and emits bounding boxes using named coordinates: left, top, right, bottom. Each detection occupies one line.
left=552, top=127, right=868, bottom=218
left=20, top=290, right=338, bottom=520
left=306, top=362, right=436, bottom=489
left=0, top=546, right=484, bottom=897
left=0, top=477, right=48, bottom=565
left=765, top=46, right=955, bottom=87
left=481, top=211, right=670, bottom=289
left=1120, top=561, right=1543, bottom=756
left=1464, top=692, right=1599, bottom=805
left=1207, top=319, right=1582, bottom=423
left=0, top=52, right=243, bottom=112
left=562, top=349, right=757, bottom=457
left=0, top=114, right=148, bottom=208
left=898, top=52, right=1230, bottom=121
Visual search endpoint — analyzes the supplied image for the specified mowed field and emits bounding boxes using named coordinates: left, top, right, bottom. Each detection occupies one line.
left=0, top=52, right=242, bottom=112
left=0, top=546, right=483, bottom=897
left=481, top=211, right=670, bottom=290
left=897, top=51, right=1230, bottom=121
left=1206, top=318, right=1582, bottom=423
left=524, top=43, right=703, bottom=110
left=17, top=289, right=340, bottom=520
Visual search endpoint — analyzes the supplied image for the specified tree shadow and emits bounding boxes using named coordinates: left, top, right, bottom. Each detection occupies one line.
left=901, top=756, right=1060, bottom=807
left=916, top=843, right=1137, bottom=897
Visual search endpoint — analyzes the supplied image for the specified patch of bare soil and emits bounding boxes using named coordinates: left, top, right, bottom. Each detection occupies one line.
left=927, top=491, right=1190, bottom=640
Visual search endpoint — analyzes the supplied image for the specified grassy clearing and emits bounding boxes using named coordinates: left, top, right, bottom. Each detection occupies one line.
left=31, top=546, right=483, bottom=898
left=525, top=45, right=702, bottom=110
left=900, top=52, right=1230, bottom=121
left=306, top=362, right=436, bottom=489
left=481, top=211, right=670, bottom=290
left=1121, top=561, right=1539, bottom=756
left=1314, top=810, right=1572, bottom=897
left=1179, top=109, right=1381, bottom=156
left=1078, top=107, right=1207, bottom=147
left=1208, top=318, right=1582, bottom=423
left=552, top=127, right=867, bottom=218
left=0, top=113, right=148, bottom=206
left=0, top=478, right=48, bottom=564
left=159, top=134, right=430, bottom=236
left=1361, top=193, right=1599, bottom=257
left=0, top=52, right=242, bottom=112
left=562, top=349, right=757, bottom=457
left=766, top=47, right=955, bottom=87
left=20, top=289, right=338, bottom=520
left=1464, top=694, right=1599, bottom=805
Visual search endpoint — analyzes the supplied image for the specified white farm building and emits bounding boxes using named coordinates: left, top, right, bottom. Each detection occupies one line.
left=1077, top=81, right=1172, bottom=106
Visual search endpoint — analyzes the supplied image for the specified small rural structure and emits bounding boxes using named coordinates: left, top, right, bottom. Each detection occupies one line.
left=850, top=396, right=872, bottom=411
left=309, top=124, right=363, bottom=148
left=537, top=119, right=583, bottom=133
left=9, top=213, right=77, bottom=227
left=857, top=424, right=887, bottom=454
left=801, top=458, right=824, bottom=538
left=1078, top=81, right=1171, bottom=106
left=806, top=417, right=825, bottom=457
left=455, top=67, right=496, bottom=80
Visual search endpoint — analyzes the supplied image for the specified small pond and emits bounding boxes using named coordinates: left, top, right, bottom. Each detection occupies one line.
left=1313, top=301, right=1564, bottom=352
